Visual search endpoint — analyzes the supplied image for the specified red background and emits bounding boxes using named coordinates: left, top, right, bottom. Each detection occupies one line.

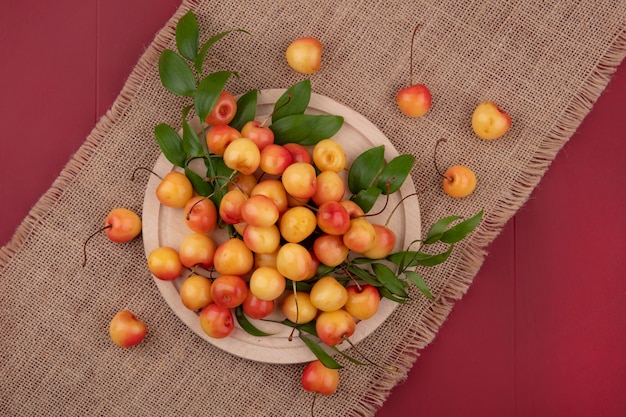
left=1, top=2, right=624, bottom=415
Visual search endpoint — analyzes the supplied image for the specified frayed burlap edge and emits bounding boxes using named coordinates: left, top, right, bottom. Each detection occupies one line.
left=1, top=2, right=625, bottom=416
left=357, top=24, right=626, bottom=416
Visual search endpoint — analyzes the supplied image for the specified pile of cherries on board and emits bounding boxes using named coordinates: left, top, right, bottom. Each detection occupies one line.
left=96, top=21, right=511, bottom=403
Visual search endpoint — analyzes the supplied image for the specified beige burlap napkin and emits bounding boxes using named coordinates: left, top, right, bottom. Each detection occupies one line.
left=2, top=0, right=625, bottom=416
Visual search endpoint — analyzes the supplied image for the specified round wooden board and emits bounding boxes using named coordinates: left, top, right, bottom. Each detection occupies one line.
left=142, top=89, right=421, bottom=364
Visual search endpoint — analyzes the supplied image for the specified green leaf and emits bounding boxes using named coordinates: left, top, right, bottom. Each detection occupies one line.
left=272, top=79, right=311, bottom=122
left=270, top=114, right=344, bottom=146
left=376, top=154, right=415, bottom=195
left=229, top=89, right=258, bottom=131
left=299, top=334, right=343, bottom=369
left=440, top=210, right=484, bottom=244
left=154, top=123, right=186, bottom=167
left=176, top=10, right=199, bottom=61
left=347, top=265, right=384, bottom=287
left=348, top=146, right=385, bottom=194
left=194, top=71, right=238, bottom=121
left=424, top=215, right=462, bottom=245
left=387, top=245, right=454, bottom=267
left=379, top=287, right=409, bottom=304
left=195, top=29, right=251, bottom=73
left=158, top=50, right=196, bottom=97
left=184, top=166, right=212, bottom=196
left=235, top=306, right=273, bottom=336
left=350, top=186, right=382, bottom=213
left=405, top=271, right=434, bottom=300
left=330, top=346, right=369, bottom=366
left=372, top=263, right=408, bottom=297
left=182, top=120, right=204, bottom=158
left=207, top=156, right=234, bottom=209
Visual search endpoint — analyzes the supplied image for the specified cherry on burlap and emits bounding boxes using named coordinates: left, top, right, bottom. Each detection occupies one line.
left=1, top=0, right=625, bottom=416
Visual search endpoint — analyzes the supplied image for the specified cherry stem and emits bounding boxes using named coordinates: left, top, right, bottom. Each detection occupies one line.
left=288, top=280, right=299, bottom=342
left=131, top=166, right=162, bottom=181
left=82, top=224, right=112, bottom=267
left=341, top=262, right=362, bottom=292
left=434, top=138, right=452, bottom=182
left=409, top=24, right=421, bottom=86
left=342, top=336, right=399, bottom=372
left=260, top=91, right=292, bottom=127
left=384, top=191, right=421, bottom=227
left=353, top=179, right=393, bottom=220
left=310, top=392, right=318, bottom=417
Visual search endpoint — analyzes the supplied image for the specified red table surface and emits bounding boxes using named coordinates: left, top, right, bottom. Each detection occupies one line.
left=1, top=2, right=624, bottom=416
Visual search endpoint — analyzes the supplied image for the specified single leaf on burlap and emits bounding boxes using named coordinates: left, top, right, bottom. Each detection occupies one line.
left=440, top=210, right=484, bottom=243
left=424, top=215, right=462, bottom=244
left=405, top=270, right=434, bottom=300
left=176, top=10, right=199, bottom=61
left=158, top=50, right=196, bottom=97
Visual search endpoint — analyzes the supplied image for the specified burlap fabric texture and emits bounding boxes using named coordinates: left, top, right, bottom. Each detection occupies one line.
left=2, top=0, right=625, bottom=416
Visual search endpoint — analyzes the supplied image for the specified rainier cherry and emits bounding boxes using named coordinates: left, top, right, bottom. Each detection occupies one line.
left=362, top=224, right=397, bottom=259
left=313, top=234, right=349, bottom=267
left=210, top=274, right=248, bottom=309
left=281, top=162, right=317, bottom=199
left=222, top=138, right=261, bottom=176
left=315, top=309, right=356, bottom=346
left=184, top=196, right=217, bottom=234
left=109, top=310, right=147, bottom=348
left=301, top=360, right=340, bottom=396
left=199, top=303, right=234, bottom=338
left=471, top=101, right=511, bottom=140
left=83, top=207, right=142, bottom=267
left=310, top=276, right=349, bottom=312
left=249, top=266, right=286, bottom=301
left=155, top=171, right=194, bottom=208
left=241, top=120, right=275, bottom=151
left=179, top=274, right=213, bottom=311
left=281, top=292, right=318, bottom=324
left=242, top=292, right=275, bottom=320
left=206, top=124, right=242, bottom=155
left=312, top=139, right=346, bottom=172
left=213, top=238, right=254, bottom=276
left=434, top=138, right=477, bottom=198
left=342, top=217, right=377, bottom=253
left=276, top=243, right=313, bottom=282
left=102, top=208, right=142, bottom=242
left=285, top=37, right=323, bottom=74
left=278, top=206, right=317, bottom=243
left=396, top=24, right=431, bottom=118
left=178, top=232, right=216, bottom=269
left=205, top=91, right=237, bottom=126
left=147, top=246, right=183, bottom=281
left=344, top=284, right=381, bottom=320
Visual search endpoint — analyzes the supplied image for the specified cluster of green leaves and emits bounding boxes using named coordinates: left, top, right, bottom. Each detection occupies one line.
left=153, top=10, right=344, bottom=210
left=347, top=210, right=483, bottom=302
left=347, top=147, right=415, bottom=213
